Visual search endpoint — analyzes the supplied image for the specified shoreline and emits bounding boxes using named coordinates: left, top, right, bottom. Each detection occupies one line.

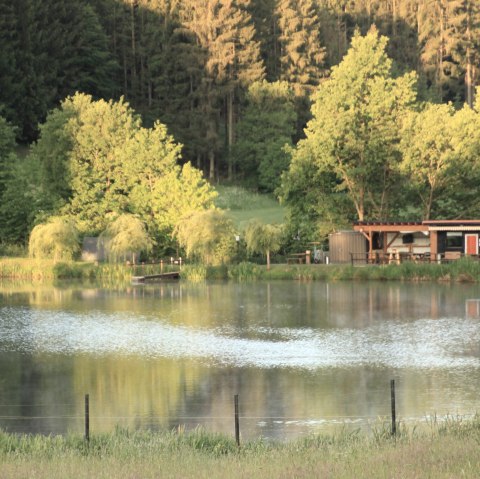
left=2, top=257, right=480, bottom=283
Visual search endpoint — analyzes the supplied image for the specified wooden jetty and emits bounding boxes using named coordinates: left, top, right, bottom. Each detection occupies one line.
left=132, top=271, right=180, bottom=283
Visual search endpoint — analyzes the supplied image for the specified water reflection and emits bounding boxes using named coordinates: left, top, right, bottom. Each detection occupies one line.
left=1, top=280, right=480, bottom=439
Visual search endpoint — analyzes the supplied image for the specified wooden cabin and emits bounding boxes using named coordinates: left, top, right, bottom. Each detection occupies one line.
left=349, top=220, right=480, bottom=263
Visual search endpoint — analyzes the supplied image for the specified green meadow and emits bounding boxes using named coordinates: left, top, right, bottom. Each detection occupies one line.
left=214, top=186, right=285, bottom=229
left=1, top=418, right=480, bottom=479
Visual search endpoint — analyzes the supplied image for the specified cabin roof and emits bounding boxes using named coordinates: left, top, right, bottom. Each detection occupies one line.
left=354, top=220, right=480, bottom=232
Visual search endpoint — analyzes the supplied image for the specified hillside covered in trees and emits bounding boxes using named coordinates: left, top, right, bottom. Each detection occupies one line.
left=1, top=0, right=480, bottom=255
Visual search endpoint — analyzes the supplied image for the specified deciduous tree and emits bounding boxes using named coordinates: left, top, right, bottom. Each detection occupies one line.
left=28, top=217, right=80, bottom=261
left=244, top=219, right=283, bottom=269
left=286, top=29, right=417, bottom=222
left=232, top=80, right=296, bottom=191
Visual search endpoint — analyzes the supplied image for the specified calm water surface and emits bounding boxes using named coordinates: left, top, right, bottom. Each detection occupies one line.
left=1, top=280, right=480, bottom=440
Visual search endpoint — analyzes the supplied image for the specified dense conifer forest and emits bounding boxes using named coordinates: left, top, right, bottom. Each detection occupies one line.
left=1, top=0, right=480, bottom=255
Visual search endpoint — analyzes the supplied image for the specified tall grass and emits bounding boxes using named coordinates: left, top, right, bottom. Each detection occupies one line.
left=214, top=185, right=279, bottom=211
left=1, top=418, right=480, bottom=478
left=180, top=264, right=208, bottom=281
left=228, top=261, right=263, bottom=281
left=0, top=258, right=175, bottom=284
left=3, top=256, right=480, bottom=284
left=215, top=185, right=285, bottom=227
left=0, top=242, right=27, bottom=257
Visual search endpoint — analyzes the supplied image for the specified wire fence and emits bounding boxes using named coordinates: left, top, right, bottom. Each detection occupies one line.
left=3, top=380, right=475, bottom=444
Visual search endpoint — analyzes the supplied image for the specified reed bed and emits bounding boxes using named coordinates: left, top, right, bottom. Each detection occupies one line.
left=1, top=418, right=480, bottom=478
left=3, top=257, right=480, bottom=283
left=0, top=258, right=179, bottom=283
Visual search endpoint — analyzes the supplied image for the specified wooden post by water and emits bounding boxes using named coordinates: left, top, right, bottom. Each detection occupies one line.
left=84, top=393, right=90, bottom=442
left=390, top=380, right=396, bottom=437
left=234, top=394, right=240, bottom=447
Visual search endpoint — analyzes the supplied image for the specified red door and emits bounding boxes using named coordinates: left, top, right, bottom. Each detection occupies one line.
left=465, top=234, right=478, bottom=255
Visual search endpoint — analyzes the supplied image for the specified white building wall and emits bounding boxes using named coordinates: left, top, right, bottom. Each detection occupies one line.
left=385, top=232, right=430, bottom=254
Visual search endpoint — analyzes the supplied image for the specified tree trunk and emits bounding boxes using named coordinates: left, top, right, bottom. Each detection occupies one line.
left=266, top=249, right=271, bottom=270
left=209, top=150, right=215, bottom=181
left=131, top=0, right=137, bottom=102
left=392, top=0, right=397, bottom=36
left=466, top=3, right=474, bottom=108
left=227, top=91, right=234, bottom=180
left=466, top=54, right=473, bottom=107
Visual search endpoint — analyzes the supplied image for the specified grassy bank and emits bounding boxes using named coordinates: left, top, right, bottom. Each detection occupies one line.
left=218, top=257, right=480, bottom=282
left=1, top=418, right=480, bottom=478
left=3, top=257, right=480, bottom=283
left=0, top=258, right=179, bottom=284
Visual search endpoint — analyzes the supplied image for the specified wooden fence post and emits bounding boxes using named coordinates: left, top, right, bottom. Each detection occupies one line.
left=85, top=393, right=90, bottom=442
left=234, top=394, right=240, bottom=447
left=390, top=380, right=396, bottom=437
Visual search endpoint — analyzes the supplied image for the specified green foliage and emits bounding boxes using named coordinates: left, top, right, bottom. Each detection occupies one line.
left=52, top=262, right=84, bottom=279
left=0, top=258, right=57, bottom=279
left=280, top=28, right=417, bottom=242
left=175, top=210, right=236, bottom=265
left=279, top=146, right=354, bottom=244
left=215, top=186, right=280, bottom=211
left=0, top=116, right=38, bottom=243
left=0, top=156, right=48, bottom=244
left=179, top=0, right=265, bottom=179
left=180, top=264, right=208, bottom=282
left=0, top=243, right=27, bottom=257
left=28, top=217, right=80, bottom=261
left=100, top=214, right=153, bottom=264
left=400, top=103, right=457, bottom=219
left=0, top=0, right=118, bottom=142
left=400, top=98, right=480, bottom=220
left=31, top=93, right=215, bottom=252
left=276, top=0, right=326, bottom=98
left=244, top=220, right=283, bottom=269
left=59, top=93, right=140, bottom=233
left=232, top=80, right=297, bottom=192
left=227, top=261, right=263, bottom=281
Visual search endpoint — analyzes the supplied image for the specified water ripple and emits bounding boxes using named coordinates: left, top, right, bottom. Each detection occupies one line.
left=1, top=307, right=479, bottom=369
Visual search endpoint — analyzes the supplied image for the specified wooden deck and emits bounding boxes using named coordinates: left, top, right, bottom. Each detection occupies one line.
left=132, top=271, right=180, bottom=283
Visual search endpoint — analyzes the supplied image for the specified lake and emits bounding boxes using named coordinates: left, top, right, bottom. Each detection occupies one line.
left=1, top=280, right=480, bottom=441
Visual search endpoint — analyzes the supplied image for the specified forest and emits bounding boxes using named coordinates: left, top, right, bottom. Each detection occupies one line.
left=1, top=0, right=480, bottom=258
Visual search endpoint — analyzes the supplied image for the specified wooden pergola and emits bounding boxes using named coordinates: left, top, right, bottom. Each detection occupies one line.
left=353, top=222, right=429, bottom=256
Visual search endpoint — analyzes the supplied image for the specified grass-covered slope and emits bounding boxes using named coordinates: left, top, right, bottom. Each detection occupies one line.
left=214, top=185, right=285, bottom=228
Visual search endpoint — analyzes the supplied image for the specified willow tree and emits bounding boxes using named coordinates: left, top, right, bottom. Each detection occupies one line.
left=100, top=214, right=153, bottom=263
left=28, top=217, right=80, bottom=261
left=175, top=209, right=236, bottom=265
left=244, top=220, right=283, bottom=270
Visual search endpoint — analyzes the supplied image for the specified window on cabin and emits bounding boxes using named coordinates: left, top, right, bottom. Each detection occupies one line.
left=446, top=232, right=462, bottom=251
